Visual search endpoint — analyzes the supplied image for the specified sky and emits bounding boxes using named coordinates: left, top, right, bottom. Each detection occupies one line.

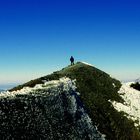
left=0, top=0, right=140, bottom=88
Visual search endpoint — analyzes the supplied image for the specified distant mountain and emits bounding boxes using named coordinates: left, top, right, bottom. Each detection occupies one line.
left=1, top=62, right=140, bottom=140
left=135, top=78, right=140, bottom=83
left=0, top=84, right=17, bottom=90
left=0, top=89, right=4, bottom=92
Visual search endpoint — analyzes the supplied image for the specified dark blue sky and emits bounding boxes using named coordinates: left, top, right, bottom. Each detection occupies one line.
left=0, top=0, right=140, bottom=86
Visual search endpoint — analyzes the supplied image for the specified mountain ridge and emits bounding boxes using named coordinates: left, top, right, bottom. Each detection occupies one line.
left=5, top=62, right=140, bottom=139
left=0, top=77, right=105, bottom=140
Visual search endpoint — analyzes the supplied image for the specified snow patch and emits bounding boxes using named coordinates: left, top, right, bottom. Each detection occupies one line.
left=0, top=77, right=76, bottom=99
left=112, top=83, right=116, bottom=88
left=112, top=82, right=140, bottom=128
left=82, top=62, right=94, bottom=67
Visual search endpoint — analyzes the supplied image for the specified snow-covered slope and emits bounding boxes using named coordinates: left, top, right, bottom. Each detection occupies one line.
left=0, top=77, right=105, bottom=140
left=112, top=82, right=140, bottom=128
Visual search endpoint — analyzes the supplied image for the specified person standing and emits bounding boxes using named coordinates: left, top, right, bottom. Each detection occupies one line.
left=70, top=56, right=74, bottom=65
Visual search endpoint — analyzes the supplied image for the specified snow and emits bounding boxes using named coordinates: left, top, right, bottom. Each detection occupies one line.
left=112, top=83, right=116, bottom=88
left=0, top=77, right=105, bottom=139
left=0, top=77, right=76, bottom=98
left=112, top=82, right=140, bottom=128
left=82, top=62, right=94, bottom=67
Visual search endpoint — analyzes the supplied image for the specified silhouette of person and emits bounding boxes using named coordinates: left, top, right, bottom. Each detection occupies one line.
left=70, top=56, right=74, bottom=65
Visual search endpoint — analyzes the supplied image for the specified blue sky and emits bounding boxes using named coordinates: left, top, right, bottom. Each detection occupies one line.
left=0, top=0, right=140, bottom=88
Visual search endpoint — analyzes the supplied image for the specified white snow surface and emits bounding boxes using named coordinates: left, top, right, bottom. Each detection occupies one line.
left=112, top=82, right=140, bottom=127
left=0, top=77, right=105, bottom=139
left=0, top=77, right=76, bottom=98
left=82, top=62, right=94, bottom=67
left=112, top=83, right=116, bottom=88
